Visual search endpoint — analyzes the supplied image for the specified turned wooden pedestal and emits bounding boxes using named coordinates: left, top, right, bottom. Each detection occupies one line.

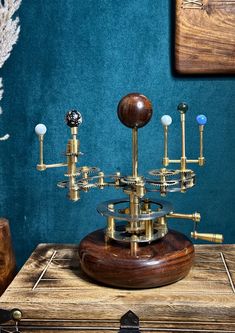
left=0, top=244, right=235, bottom=332
left=0, top=219, right=16, bottom=296
left=79, top=229, right=194, bottom=288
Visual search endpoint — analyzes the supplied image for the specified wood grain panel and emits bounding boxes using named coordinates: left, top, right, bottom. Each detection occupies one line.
left=175, top=0, right=235, bottom=74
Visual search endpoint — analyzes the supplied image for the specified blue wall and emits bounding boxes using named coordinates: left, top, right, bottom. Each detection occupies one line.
left=0, top=0, right=234, bottom=267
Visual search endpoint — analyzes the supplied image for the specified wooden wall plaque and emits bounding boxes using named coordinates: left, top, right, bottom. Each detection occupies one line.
left=0, top=244, right=235, bottom=332
left=175, top=0, right=235, bottom=74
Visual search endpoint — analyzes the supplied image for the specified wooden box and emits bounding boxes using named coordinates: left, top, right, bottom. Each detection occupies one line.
left=175, top=0, right=235, bottom=74
left=0, top=244, right=235, bottom=332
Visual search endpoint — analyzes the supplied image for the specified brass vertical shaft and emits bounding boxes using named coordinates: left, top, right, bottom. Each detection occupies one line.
left=129, top=193, right=139, bottom=231
left=181, top=113, right=186, bottom=157
left=198, top=125, right=205, bottom=166
left=130, top=127, right=139, bottom=230
left=130, top=235, right=138, bottom=257
left=130, top=193, right=139, bottom=216
left=145, top=220, right=153, bottom=240
left=199, top=125, right=204, bottom=158
left=180, top=113, right=186, bottom=170
left=67, top=127, right=79, bottom=201
left=162, top=125, right=169, bottom=166
left=107, top=204, right=115, bottom=238
left=129, top=128, right=140, bottom=255
left=132, top=127, right=138, bottom=178
left=39, top=135, right=44, bottom=165
left=164, top=125, right=168, bottom=159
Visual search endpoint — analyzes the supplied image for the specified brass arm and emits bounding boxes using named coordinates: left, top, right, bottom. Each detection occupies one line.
left=35, top=124, right=68, bottom=171
left=167, top=212, right=201, bottom=222
left=161, top=105, right=207, bottom=169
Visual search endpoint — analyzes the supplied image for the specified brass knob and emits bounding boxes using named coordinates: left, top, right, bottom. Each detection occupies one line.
left=191, top=231, right=223, bottom=243
left=12, top=309, right=22, bottom=322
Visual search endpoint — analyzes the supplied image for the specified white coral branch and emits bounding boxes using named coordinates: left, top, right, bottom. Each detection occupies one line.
left=0, top=0, right=22, bottom=69
left=0, top=0, right=21, bottom=140
left=0, top=133, right=10, bottom=140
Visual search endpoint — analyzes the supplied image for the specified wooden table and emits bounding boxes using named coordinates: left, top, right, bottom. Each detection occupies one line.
left=0, top=244, right=235, bottom=332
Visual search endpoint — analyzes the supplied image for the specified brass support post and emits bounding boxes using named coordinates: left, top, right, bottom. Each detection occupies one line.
left=180, top=113, right=187, bottom=170
left=198, top=125, right=205, bottom=166
left=67, top=128, right=80, bottom=201
left=158, top=216, right=166, bottom=225
left=132, top=127, right=138, bottom=178
left=39, top=134, right=44, bottom=165
left=129, top=193, right=139, bottom=232
left=36, top=135, right=47, bottom=171
left=163, top=126, right=169, bottom=166
left=145, top=220, right=153, bottom=240
left=130, top=235, right=138, bottom=257
left=129, top=127, right=140, bottom=238
left=107, top=204, right=115, bottom=239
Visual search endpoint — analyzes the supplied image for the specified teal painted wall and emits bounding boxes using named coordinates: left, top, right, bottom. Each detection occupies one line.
left=0, top=0, right=234, bottom=267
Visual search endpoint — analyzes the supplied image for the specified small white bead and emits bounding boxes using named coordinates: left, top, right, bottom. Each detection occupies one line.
left=161, top=115, right=172, bottom=126
left=35, top=124, right=47, bottom=136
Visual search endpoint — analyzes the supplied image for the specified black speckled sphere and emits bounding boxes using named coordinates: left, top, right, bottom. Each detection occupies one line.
left=177, top=102, right=188, bottom=114
left=117, top=93, right=153, bottom=129
left=65, top=110, right=82, bottom=128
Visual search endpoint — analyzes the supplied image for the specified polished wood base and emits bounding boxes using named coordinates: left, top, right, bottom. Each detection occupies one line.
left=79, top=229, right=195, bottom=289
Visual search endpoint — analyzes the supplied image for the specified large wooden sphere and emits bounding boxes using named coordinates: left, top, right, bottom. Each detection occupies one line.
left=117, top=93, right=153, bottom=128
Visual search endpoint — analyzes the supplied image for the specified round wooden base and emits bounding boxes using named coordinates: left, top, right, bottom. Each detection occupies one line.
left=79, top=229, right=195, bottom=289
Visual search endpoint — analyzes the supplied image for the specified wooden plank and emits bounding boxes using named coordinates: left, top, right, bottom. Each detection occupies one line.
left=0, top=244, right=235, bottom=327
left=175, top=0, right=235, bottom=74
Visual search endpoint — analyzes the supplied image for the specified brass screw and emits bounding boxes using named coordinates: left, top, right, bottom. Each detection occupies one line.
left=12, top=309, right=22, bottom=321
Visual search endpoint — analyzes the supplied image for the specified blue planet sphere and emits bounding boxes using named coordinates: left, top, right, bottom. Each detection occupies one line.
left=196, top=114, right=207, bottom=125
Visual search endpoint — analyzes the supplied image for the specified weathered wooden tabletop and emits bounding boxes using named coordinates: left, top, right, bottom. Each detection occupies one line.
left=0, top=244, right=235, bottom=332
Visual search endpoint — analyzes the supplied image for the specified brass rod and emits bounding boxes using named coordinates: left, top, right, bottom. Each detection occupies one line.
left=167, top=212, right=201, bottom=222
left=181, top=113, right=186, bottom=158
left=168, top=159, right=199, bottom=164
left=130, top=235, right=138, bottom=257
left=199, top=125, right=204, bottom=158
left=129, top=193, right=139, bottom=232
left=130, top=193, right=139, bottom=216
left=145, top=220, right=153, bottom=239
left=186, top=159, right=199, bottom=164
left=45, top=163, right=68, bottom=169
left=164, top=125, right=168, bottom=159
left=107, top=204, right=115, bottom=238
left=39, top=135, right=44, bottom=165
left=168, top=159, right=181, bottom=163
left=132, top=128, right=138, bottom=178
